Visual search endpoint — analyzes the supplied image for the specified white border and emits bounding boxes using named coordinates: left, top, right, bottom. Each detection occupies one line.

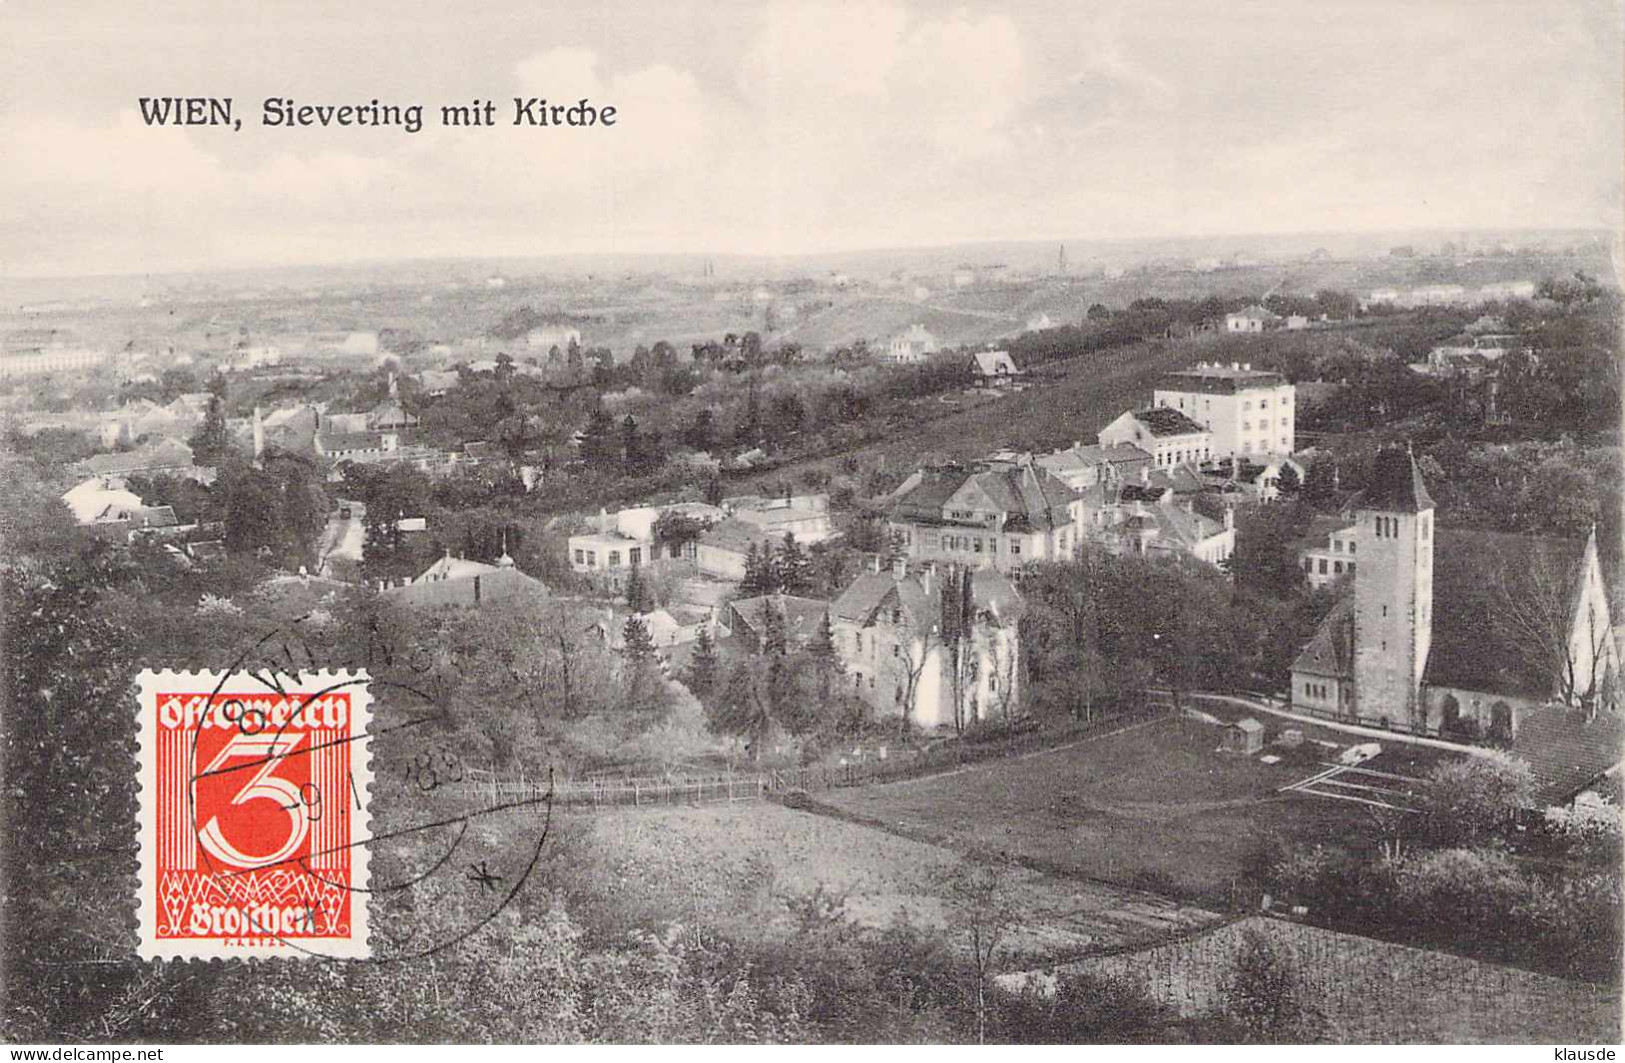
left=135, top=669, right=372, bottom=961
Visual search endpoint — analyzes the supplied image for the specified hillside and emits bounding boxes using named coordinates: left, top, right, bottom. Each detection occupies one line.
left=731, top=335, right=1205, bottom=492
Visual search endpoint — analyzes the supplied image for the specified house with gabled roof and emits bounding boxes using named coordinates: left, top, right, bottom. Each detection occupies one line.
left=381, top=547, right=545, bottom=609
left=967, top=349, right=1024, bottom=387
left=1032, top=442, right=1153, bottom=491
left=1225, top=305, right=1282, bottom=332
left=885, top=459, right=1082, bottom=573
left=1098, top=407, right=1213, bottom=469
left=830, top=559, right=1024, bottom=730
left=728, top=594, right=829, bottom=654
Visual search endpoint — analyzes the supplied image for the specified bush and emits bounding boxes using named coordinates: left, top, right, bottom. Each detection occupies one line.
left=1220, top=928, right=1324, bottom=1042
left=991, top=970, right=1170, bottom=1043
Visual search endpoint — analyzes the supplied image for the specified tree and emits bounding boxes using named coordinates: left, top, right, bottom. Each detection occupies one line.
left=1488, top=535, right=1614, bottom=709
left=578, top=408, right=617, bottom=471
left=774, top=532, right=814, bottom=596
left=708, top=660, right=772, bottom=761
left=741, top=540, right=777, bottom=597
left=1275, top=461, right=1302, bottom=498
left=1221, top=927, right=1321, bottom=1042
left=621, top=614, right=657, bottom=663
left=188, top=395, right=230, bottom=466
left=158, top=366, right=198, bottom=401
left=683, top=408, right=716, bottom=452
left=760, top=597, right=788, bottom=657
left=1301, top=458, right=1339, bottom=507
left=624, top=564, right=653, bottom=613
left=1424, top=752, right=1535, bottom=845
left=687, top=624, right=720, bottom=702
left=808, top=610, right=841, bottom=711
left=620, top=414, right=642, bottom=473
left=942, top=566, right=978, bottom=734
left=942, top=861, right=1017, bottom=1044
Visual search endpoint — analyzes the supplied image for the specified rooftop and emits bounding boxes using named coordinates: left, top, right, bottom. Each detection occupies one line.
left=1132, top=407, right=1210, bottom=438
left=1424, top=528, right=1587, bottom=699
left=1158, top=362, right=1289, bottom=393
left=1360, top=446, right=1435, bottom=513
left=1510, top=703, right=1625, bottom=806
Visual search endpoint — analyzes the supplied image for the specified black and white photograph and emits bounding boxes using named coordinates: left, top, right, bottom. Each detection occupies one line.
left=2, top=0, right=1623, bottom=1048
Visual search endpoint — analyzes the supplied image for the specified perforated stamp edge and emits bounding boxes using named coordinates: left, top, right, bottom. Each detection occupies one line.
left=134, top=668, right=372, bottom=961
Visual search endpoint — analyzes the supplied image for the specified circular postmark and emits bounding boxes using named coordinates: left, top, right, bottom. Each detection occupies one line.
left=173, top=614, right=554, bottom=962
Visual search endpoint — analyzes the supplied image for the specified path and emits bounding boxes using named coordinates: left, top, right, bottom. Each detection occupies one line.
left=316, top=502, right=365, bottom=578
left=1188, top=692, right=1495, bottom=758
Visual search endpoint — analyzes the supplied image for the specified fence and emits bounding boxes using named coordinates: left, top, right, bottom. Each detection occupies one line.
left=453, top=704, right=1173, bottom=811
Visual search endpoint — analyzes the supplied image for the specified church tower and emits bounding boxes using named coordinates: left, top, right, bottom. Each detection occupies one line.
left=1352, top=446, right=1435, bottom=730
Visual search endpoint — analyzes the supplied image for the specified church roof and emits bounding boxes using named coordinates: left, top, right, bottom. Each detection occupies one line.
left=1292, top=598, right=1355, bottom=679
left=1360, top=446, right=1434, bottom=513
left=1424, top=529, right=1587, bottom=699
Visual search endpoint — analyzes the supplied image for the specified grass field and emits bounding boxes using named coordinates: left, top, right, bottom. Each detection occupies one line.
left=816, top=714, right=1462, bottom=903
left=580, top=801, right=1223, bottom=964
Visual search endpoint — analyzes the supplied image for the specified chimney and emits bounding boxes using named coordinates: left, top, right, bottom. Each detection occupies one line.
left=921, top=563, right=934, bottom=597
left=891, top=557, right=906, bottom=580
left=252, top=405, right=264, bottom=459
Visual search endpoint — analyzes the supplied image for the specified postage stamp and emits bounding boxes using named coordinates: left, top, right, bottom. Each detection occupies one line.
left=136, top=669, right=372, bottom=960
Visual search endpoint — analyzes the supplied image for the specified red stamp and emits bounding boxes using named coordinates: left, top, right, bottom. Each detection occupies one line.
left=137, top=670, right=371, bottom=960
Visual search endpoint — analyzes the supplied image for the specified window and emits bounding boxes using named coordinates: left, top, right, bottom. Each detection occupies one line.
left=892, top=644, right=899, bottom=658
left=868, top=676, right=875, bottom=690
left=1334, top=561, right=1343, bottom=574
left=1422, top=516, right=1430, bottom=540
left=891, top=608, right=901, bottom=625
left=894, top=686, right=903, bottom=705
left=629, top=547, right=641, bottom=566
left=1381, top=605, right=1388, bottom=617
left=1243, top=401, right=1252, bottom=411
left=1303, top=558, right=1312, bottom=572
left=1260, top=398, right=1269, bottom=409
left=1334, top=540, right=1342, bottom=553
left=1348, top=563, right=1355, bottom=574
left=989, top=675, right=997, bottom=692
left=587, top=550, right=597, bottom=566
left=990, top=539, right=998, bottom=554
left=973, top=538, right=983, bottom=553
left=1010, top=540, right=1021, bottom=556
left=1318, top=558, right=1327, bottom=574
left=574, top=549, right=585, bottom=564
left=609, top=550, right=621, bottom=567
left=1348, top=541, right=1356, bottom=555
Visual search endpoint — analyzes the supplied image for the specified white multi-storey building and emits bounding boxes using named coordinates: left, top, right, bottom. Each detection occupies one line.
left=1152, top=361, right=1296, bottom=459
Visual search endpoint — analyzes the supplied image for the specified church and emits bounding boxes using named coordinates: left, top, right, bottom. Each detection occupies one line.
left=1290, top=446, right=1619, bottom=753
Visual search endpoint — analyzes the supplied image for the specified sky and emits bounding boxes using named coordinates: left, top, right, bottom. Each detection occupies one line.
left=2, top=0, right=1621, bottom=277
